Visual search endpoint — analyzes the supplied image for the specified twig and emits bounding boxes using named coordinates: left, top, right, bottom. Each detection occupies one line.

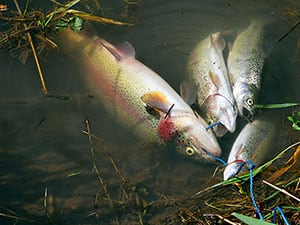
left=85, top=119, right=114, bottom=208
left=0, top=206, right=34, bottom=222
left=82, top=129, right=129, bottom=200
left=296, top=178, right=300, bottom=192
left=0, top=212, right=34, bottom=222
left=263, top=180, right=300, bottom=202
left=278, top=21, right=300, bottom=42
left=82, top=130, right=128, bottom=183
left=13, top=0, right=48, bottom=95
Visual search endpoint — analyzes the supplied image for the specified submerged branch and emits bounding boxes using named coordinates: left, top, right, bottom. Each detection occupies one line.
left=85, top=119, right=114, bottom=209
left=13, top=0, right=48, bottom=95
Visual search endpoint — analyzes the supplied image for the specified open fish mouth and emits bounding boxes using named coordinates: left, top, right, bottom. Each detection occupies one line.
left=207, top=94, right=237, bottom=134
left=218, top=107, right=237, bottom=133
left=240, top=106, right=255, bottom=121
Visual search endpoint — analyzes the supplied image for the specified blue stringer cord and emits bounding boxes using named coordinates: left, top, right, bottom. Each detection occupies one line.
left=204, top=125, right=290, bottom=223
left=203, top=149, right=228, bottom=166
left=273, top=206, right=290, bottom=225
left=206, top=121, right=221, bottom=131
left=204, top=152, right=270, bottom=222
left=246, top=160, right=264, bottom=221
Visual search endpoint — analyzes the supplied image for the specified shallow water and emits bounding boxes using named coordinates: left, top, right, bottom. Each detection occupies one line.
left=0, top=1, right=299, bottom=224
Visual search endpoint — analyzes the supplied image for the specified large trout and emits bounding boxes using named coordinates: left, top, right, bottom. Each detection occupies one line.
left=227, top=20, right=269, bottom=117
left=223, top=113, right=278, bottom=180
left=59, top=29, right=221, bottom=160
left=181, top=32, right=237, bottom=137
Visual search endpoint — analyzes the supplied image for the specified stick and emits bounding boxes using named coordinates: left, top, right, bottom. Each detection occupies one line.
left=85, top=119, right=114, bottom=208
left=278, top=21, right=300, bottom=42
left=263, top=180, right=300, bottom=202
left=13, top=0, right=48, bottom=95
left=82, top=129, right=129, bottom=200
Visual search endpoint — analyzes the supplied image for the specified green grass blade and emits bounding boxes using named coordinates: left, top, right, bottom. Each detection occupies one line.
left=232, top=213, right=275, bottom=224
left=254, top=103, right=299, bottom=109
left=200, top=142, right=300, bottom=191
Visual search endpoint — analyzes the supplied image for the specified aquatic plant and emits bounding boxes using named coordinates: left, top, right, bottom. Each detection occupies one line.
left=0, top=0, right=133, bottom=95
left=287, top=111, right=300, bottom=131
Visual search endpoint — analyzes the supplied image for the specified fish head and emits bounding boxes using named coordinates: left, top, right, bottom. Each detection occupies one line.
left=223, top=162, right=242, bottom=180
left=169, top=113, right=222, bottom=161
left=223, top=144, right=248, bottom=180
left=141, top=91, right=221, bottom=161
left=233, top=83, right=258, bottom=117
left=205, top=94, right=237, bottom=135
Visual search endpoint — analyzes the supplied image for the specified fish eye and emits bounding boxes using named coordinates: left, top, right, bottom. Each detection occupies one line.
left=246, top=98, right=254, bottom=106
left=185, top=147, right=195, bottom=156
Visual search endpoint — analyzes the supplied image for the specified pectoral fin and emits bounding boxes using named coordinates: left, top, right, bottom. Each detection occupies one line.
left=117, top=41, right=136, bottom=58
left=141, top=91, right=171, bottom=114
left=209, top=70, right=221, bottom=89
left=180, top=79, right=197, bottom=105
left=228, top=41, right=233, bottom=52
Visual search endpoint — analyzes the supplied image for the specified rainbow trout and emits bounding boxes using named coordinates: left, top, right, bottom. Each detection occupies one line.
left=59, top=29, right=221, bottom=160
left=181, top=32, right=237, bottom=137
left=223, top=114, right=278, bottom=180
left=227, top=20, right=269, bottom=117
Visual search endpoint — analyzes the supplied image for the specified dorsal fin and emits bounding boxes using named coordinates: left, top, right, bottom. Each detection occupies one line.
left=180, top=79, right=197, bottom=105
left=117, top=41, right=136, bottom=58
left=100, top=39, right=135, bottom=61
left=100, top=39, right=123, bottom=60
left=210, top=32, right=226, bottom=50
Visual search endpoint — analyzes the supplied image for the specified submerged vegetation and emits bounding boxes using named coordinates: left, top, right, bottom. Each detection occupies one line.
left=0, top=1, right=299, bottom=225
left=0, top=0, right=134, bottom=95
left=287, top=111, right=300, bottom=131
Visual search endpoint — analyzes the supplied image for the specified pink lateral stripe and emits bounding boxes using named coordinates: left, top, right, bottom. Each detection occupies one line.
left=82, top=57, right=154, bottom=131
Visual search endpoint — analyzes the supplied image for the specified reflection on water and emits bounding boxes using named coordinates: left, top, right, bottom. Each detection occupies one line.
left=0, top=0, right=299, bottom=224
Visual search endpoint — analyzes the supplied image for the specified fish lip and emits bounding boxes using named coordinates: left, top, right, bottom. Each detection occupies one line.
left=176, top=114, right=222, bottom=160
left=238, top=105, right=255, bottom=120
left=189, top=135, right=222, bottom=160
left=207, top=95, right=237, bottom=133
left=223, top=163, right=240, bottom=180
left=201, top=143, right=222, bottom=158
left=223, top=167, right=233, bottom=180
left=218, top=107, right=237, bottom=133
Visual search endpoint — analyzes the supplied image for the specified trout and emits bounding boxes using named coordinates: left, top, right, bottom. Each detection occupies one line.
left=181, top=32, right=237, bottom=137
left=59, top=29, right=221, bottom=160
left=227, top=20, right=269, bottom=117
left=223, top=114, right=278, bottom=180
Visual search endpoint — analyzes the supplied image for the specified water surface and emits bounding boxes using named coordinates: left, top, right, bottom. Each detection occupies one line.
left=0, top=1, right=299, bottom=224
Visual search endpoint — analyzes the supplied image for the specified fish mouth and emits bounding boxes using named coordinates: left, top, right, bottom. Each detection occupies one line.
left=218, top=106, right=237, bottom=133
left=213, top=123, right=228, bottom=137
left=240, top=106, right=254, bottom=120
left=189, top=134, right=222, bottom=160
left=209, top=95, right=237, bottom=134
left=200, top=143, right=222, bottom=159
left=223, top=162, right=241, bottom=180
left=223, top=164, right=235, bottom=180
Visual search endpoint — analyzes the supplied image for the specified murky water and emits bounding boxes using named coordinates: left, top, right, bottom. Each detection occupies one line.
left=0, top=1, right=299, bottom=224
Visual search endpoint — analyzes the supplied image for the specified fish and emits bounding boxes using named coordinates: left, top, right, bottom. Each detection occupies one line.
left=181, top=32, right=237, bottom=137
left=58, top=29, right=222, bottom=160
left=227, top=20, right=270, bottom=117
left=223, top=114, right=278, bottom=180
